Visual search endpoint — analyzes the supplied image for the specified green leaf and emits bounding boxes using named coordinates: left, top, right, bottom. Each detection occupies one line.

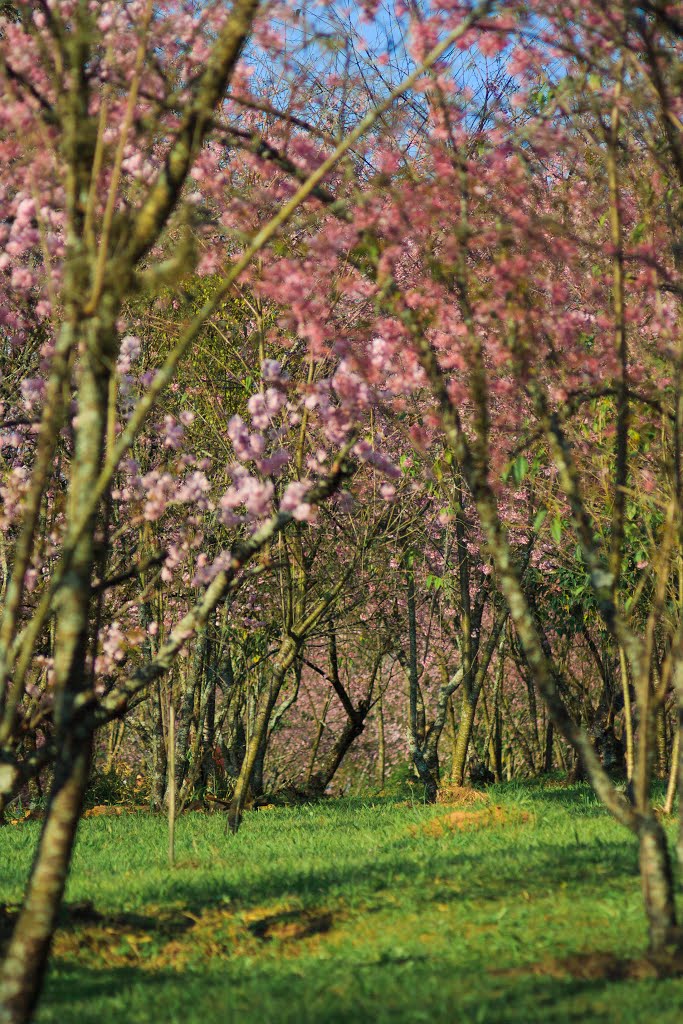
left=512, top=455, right=529, bottom=484
left=533, top=509, right=547, bottom=532
left=426, top=574, right=443, bottom=591
left=551, top=517, right=563, bottom=544
left=631, top=221, right=646, bottom=244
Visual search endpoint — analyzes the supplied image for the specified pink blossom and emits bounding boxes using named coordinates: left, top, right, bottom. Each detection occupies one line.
left=262, top=359, right=286, bottom=383
left=163, top=415, right=184, bottom=449
left=227, top=415, right=266, bottom=462
left=259, top=448, right=290, bottom=477
left=117, top=334, right=141, bottom=373
left=11, top=267, right=34, bottom=289
left=219, top=475, right=274, bottom=524
left=280, top=481, right=313, bottom=522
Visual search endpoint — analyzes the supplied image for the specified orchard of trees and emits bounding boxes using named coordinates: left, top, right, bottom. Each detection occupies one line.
left=1, top=1, right=683, bottom=1021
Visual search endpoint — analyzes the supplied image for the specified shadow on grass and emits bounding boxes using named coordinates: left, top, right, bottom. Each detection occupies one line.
left=40, top=953, right=676, bottom=1024
left=140, top=830, right=639, bottom=915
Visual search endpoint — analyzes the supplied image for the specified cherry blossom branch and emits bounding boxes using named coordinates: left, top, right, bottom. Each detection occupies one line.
left=109, top=0, right=264, bottom=276
left=87, top=1, right=154, bottom=309
left=84, top=443, right=355, bottom=726
left=0, top=323, right=75, bottom=723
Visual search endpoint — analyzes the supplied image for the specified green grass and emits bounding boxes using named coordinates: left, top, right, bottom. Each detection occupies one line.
left=2, top=784, right=683, bottom=1023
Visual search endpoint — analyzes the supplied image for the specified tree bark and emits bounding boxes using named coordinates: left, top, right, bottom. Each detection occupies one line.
left=169, top=630, right=206, bottom=803
left=450, top=614, right=507, bottom=786
left=149, top=682, right=167, bottom=811
left=301, top=703, right=370, bottom=799
left=377, top=691, right=386, bottom=791
left=0, top=744, right=91, bottom=1024
left=451, top=695, right=476, bottom=786
left=228, top=637, right=297, bottom=832
left=543, top=721, right=554, bottom=774
left=638, top=816, right=679, bottom=953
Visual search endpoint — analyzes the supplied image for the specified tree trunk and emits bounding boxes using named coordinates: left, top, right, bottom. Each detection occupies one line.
left=638, top=816, right=679, bottom=954
left=664, top=725, right=679, bottom=815
left=228, top=639, right=297, bottom=832
left=543, top=720, right=554, bottom=774
left=377, top=692, right=386, bottom=791
left=200, top=679, right=216, bottom=791
left=301, top=704, right=369, bottom=799
left=0, top=289, right=116, bottom=1022
left=482, top=663, right=504, bottom=783
left=171, top=632, right=206, bottom=801
left=403, top=559, right=438, bottom=801
left=448, top=617, right=507, bottom=787
left=451, top=693, right=476, bottom=786
left=250, top=726, right=268, bottom=800
left=149, top=682, right=167, bottom=811
left=0, top=744, right=91, bottom=1024
left=492, top=701, right=503, bottom=782
left=228, top=684, right=279, bottom=832
left=620, top=645, right=635, bottom=781
left=656, top=707, right=668, bottom=780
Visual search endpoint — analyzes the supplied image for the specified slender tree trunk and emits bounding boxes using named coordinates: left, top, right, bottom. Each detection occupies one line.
left=656, top=706, right=668, bottom=780
left=0, top=744, right=91, bottom=1024
left=674, top=661, right=683, bottom=868
left=543, top=721, right=554, bottom=774
left=168, top=703, right=175, bottom=868
left=301, top=703, right=370, bottom=799
left=404, top=561, right=437, bottom=801
left=171, top=631, right=206, bottom=802
left=104, top=719, right=125, bottom=775
left=448, top=695, right=458, bottom=770
left=505, top=745, right=514, bottom=782
left=450, top=617, right=506, bottom=786
left=482, top=650, right=504, bottom=782
left=638, top=816, right=679, bottom=953
left=664, top=726, right=679, bottom=815
left=493, top=700, right=503, bottom=782
left=0, top=261, right=117, bottom=1019
left=377, top=691, right=386, bottom=791
left=23, top=732, right=42, bottom=806
left=620, top=645, right=635, bottom=781
left=306, top=691, right=332, bottom=784
left=228, top=639, right=297, bottom=832
left=451, top=692, right=476, bottom=786
left=556, top=737, right=568, bottom=773
left=250, top=727, right=268, bottom=799
left=200, top=679, right=216, bottom=791
left=525, top=675, right=540, bottom=764
left=227, top=684, right=279, bottom=832
left=149, top=682, right=167, bottom=811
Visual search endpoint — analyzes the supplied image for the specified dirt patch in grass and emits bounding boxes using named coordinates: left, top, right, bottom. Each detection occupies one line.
left=494, top=951, right=683, bottom=982
left=436, top=785, right=490, bottom=807
left=410, top=805, right=530, bottom=838
left=83, top=804, right=125, bottom=818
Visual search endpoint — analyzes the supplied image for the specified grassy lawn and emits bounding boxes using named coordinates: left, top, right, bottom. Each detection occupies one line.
left=2, top=784, right=683, bottom=1023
